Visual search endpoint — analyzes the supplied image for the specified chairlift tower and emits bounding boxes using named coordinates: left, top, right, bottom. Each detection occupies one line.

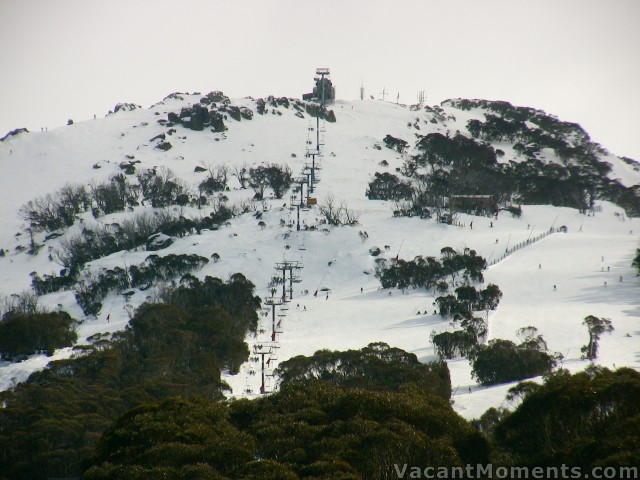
left=316, top=68, right=330, bottom=104
left=275, top=260, right=303, bottom=301
left=264, top=296, right=284, bottom=341
left=303, top=164, right=314, bottom=194
left=264, top=342, right=281, bottom=392
left=290, top=192, right=301, bottom=231
left=305, top=160, right=321, bottom=184
left=253, top=343, right=273, bottom=394
left=294, top=176, right=306, bottom=207
left=312, top=68, right=331, bottom=155
left=291, top=176, right=308, bottom=230
left=302, top=170, right=312, bottom=204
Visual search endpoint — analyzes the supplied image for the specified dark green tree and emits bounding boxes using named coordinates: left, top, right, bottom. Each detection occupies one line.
left=137, top=167, right=188, bottom=207
left=366, top=172, right=414, bottom=201
left=493, top=366, right=640, bottom=467
left=0, top=275, right=259, bottom=480
left=581, top=315, right=614, bottom=360
left=85, top=397, right=254, bottom=480
left=265, top=163, right=293, bottom=199
left=84, top=380, right=488, bottom=479
left=276, top=342, right=451, bottom=400
left=432, top=330, right=477, bottom=359
left=248, top=165, right=270, bottom=199
left=0, top=311, right=77, bottom=359
left=469, top=335, right=559, bottom=386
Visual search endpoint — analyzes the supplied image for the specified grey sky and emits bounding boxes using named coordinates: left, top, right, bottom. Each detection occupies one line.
left=1, top=0, right=639, bottom=160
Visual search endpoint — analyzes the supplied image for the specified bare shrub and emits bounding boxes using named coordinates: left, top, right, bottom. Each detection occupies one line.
left=319, top=194, right=359, bottom=226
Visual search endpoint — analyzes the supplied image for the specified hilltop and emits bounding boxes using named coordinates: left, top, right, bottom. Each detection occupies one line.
left=0, top=91, right=639, bottom=422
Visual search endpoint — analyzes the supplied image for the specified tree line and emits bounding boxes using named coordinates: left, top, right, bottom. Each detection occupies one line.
left=45, top=206, right=231, bottom=276
left=0, top=311, right=77, bottom=360
left=369, top=103, right=640, bottom=217
left=72, top=254, right=210, bottom=316
left=375, top=246, right=487, bottom=291
left=19, top=162, right=294, bottom=236
left=80, top=358, right=640, bottom=479
left=0, top=315, right=635, bottom=478
left=0, top=274, right=261, bottom=480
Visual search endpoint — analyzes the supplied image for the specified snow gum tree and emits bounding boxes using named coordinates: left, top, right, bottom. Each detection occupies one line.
left=581, top=315, right=614, bottom=360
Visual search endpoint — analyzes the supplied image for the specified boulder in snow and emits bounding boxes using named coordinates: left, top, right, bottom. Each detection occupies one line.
left=227, top=106, right=242, bottom=122
left=167, top=112, right=180, bottom=124
left=114, top=103, right=141, bottom=113
left=239, top=107, right=253, bottom=120
left=209, top=111, right=226, bottom=132
left=149, top=133, right=166, bottom=142
left=146, top=233, right=173, bottom=251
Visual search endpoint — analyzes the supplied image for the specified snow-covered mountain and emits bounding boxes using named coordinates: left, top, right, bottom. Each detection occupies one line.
left=1, top=91, right=639, bottom=419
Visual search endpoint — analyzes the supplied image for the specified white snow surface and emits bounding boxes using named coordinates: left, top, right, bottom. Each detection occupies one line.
left=0, top=95, right=639, bottom=420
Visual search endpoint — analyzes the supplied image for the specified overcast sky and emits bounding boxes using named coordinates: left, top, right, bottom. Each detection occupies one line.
left=1, top=0, right=639, bottom=159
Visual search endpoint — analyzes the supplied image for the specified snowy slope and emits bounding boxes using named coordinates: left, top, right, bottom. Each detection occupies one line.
left=1, top=94, right=639, bottom=419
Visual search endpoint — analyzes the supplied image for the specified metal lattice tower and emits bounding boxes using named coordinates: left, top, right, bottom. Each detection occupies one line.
left=304, top=160, right=321, bottom=186
left=253, top=343, right=273, bottom=394
left=294, top=176, right=306, bottom=206
left=312, top=68, right=330, bottom=155
left=290, top=184, right=306, bottom=231
left=274, top=260, right=303, bottom=301
left=263, top=296, right=284, bottom=342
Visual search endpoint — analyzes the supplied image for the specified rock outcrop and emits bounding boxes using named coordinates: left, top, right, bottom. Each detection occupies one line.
left=0, top=128, right=28, bottom=142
